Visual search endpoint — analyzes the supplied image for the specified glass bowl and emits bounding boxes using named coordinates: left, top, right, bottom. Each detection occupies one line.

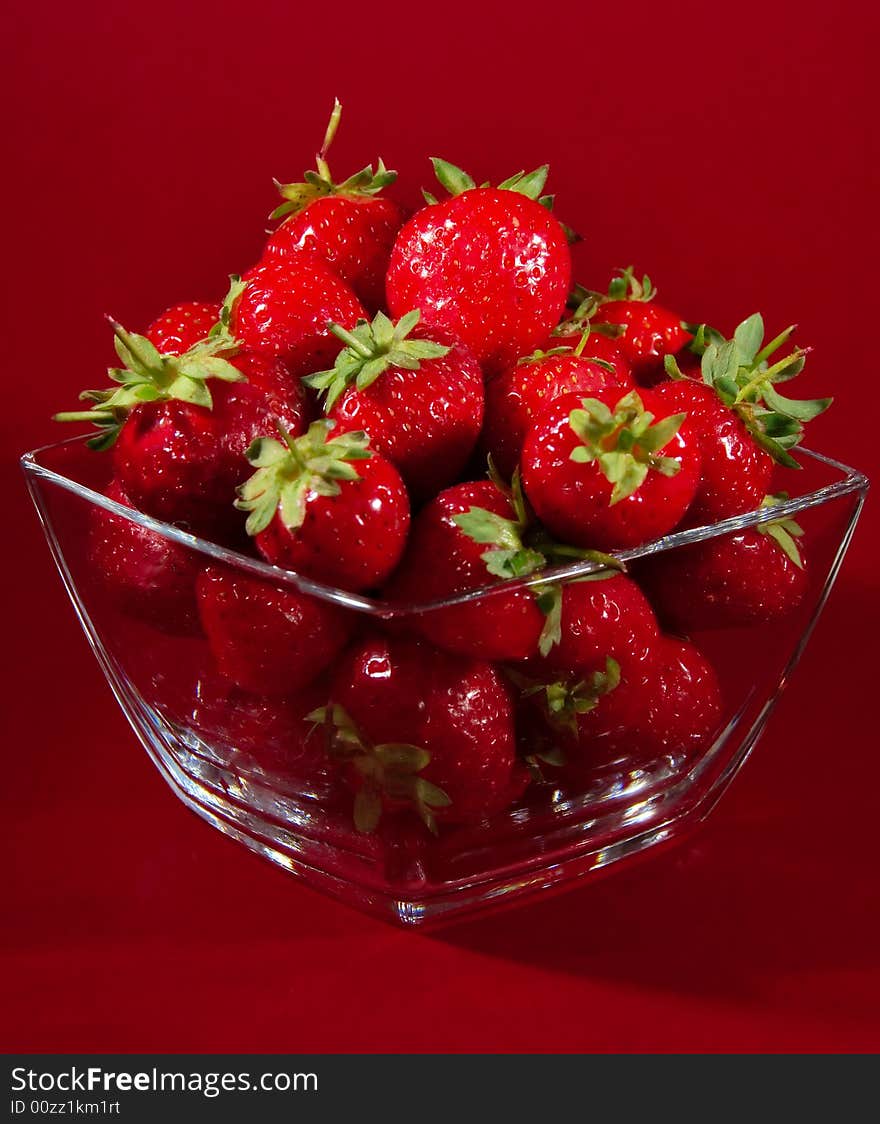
left=22, top=436, right=868, bottom=925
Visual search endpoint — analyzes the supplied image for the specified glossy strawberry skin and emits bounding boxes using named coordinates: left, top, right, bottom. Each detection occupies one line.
left=652, top=379, right=773, bottom=523
left=640, top=528, right=809, bottom=631
left=591, top=300, right=691, bottom=384
left=330, top=634, right=521, bottom=825
left=483, top=350, right=634, bottom=480
left=255, top=453, right=410, bottom=592
left=144, top=301, right=221, bottom=356
left=196, top=567, right=353, bottom=695
left=521, top=389, right=702, bottom=550
left=113, top=351, right=308, bottom=538
left=386, top=189, right=571, bottom=375
left=547, top=636, right=722, bottom=777
left=231, top=255, right=366, bottom=377
left=525, top=575, right=659, bottom=679
left=329, top=329, right=484, bottom=501
left=384, top=480, right=545, bottom=662
left=89, top=479, right=201, bottom=634
left=264, top=195, right=405, bottom=313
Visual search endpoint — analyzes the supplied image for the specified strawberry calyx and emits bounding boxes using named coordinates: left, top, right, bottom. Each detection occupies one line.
left=509, top=657, right=622, bottom=738
left=568, top=391, right=686, bottom=503
left=270, top=99, right=397, bottom=222
left=235, top=419, right=373, bottom=536
left=54, top=303, right=243, bottom=450
left=422, top=158, right=580, bottom=242
left=606, top=265, right=656, bottom=302
left=453, top=463, right=623, bottom=655
left=303, top=309, right=451, bottom=411
left=424, top=158, right=550, bottom=204
left=308, top=703, right=451, bottom=834
left=664, top=312, right=831, bottom=469
left=756, top=493, right=805, bottom=568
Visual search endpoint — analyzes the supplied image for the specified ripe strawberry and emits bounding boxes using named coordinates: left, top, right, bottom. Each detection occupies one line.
left=585, top=268, right=692, bottom=384
left=385, top=470, right=620, bottom=661
left=235, top=419, right=409, bottom=592
left=520, top=635, right=722, bottom=778
left=482, top=336, right=634, bottom=479
left=524, top=574, right=659, bottom=678
left=521, top=388, right=701, bottom=550
left=640, top=495, right=809, bottom=631
left=231, top=254, right=366, bottom=377
left=57, top=313, right=309, bottom=537
left=386, top=160, right=571, bottom=375
left=660, top=313, right=831, bottom=522
left=196, top=567, right=353, bottom=695
left=264, top=99, right=404, bottom=312
left=305, top=309, right=484, bottom=500
left=88, top=479, right=201, bottom=634
left=145, top=300, right=221, bottom=355
left=314, top=634, right=522, bottom=831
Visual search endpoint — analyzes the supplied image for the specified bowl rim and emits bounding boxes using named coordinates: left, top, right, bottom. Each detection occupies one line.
left=21, top=434, right=870, bottom=618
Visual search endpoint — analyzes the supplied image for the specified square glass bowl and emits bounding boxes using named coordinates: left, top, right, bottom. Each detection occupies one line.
left=22, top=436, right=868, bottom=925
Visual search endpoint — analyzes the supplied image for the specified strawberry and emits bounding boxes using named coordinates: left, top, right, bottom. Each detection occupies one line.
left=144, top=300, right=221, bottom=355
left=230, top=255, right=366, bottom=377
left=584, top=268, right=692, bottom=384
left=482, top=335, right=634, bottom=479
left=523, top=574, right=659, bottom=678
left=660, top=313, right=831, bottom=522
left=235, top=419, right=409, bottom=592
left=385, top=160, right=571, bottom=375
left=640, top=495, right=809, bottom=631
left=385, top=470, right=620, bottom=662
left=521, top=388, right=701, bottom=550
left=88, top=479, right=201, bottom=634
left=56, top=294, right=309, bottom=536
left=196, top=567, right=353, bottom=695
left=520, top=635, right=722, bottom=778
left=264, top=99, right=404, bottom=313
left=313, top=634, right=522, bottom=831
left=304, top=309, right=484, bottom=500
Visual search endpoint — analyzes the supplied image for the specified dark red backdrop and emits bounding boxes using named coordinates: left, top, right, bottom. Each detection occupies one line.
left=3, top=0, right=878, bottom=1052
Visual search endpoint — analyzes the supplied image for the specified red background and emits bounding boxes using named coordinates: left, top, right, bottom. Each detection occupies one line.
left=3, top=0, right=878, bottom=1052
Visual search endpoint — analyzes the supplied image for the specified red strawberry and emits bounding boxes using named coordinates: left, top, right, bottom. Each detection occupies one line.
left=545, top=327, right=632, bottom=380
left=386, top=160, right=571, bottom=375
left=640, top=495, right=809, bottom=631
left=660, top=313, right=831, bottom=522
left=304, top=309, right=484, bottom=500
left=57, top=315, right=308, bottom=538
left=385, top=478, right=547, bottom=662
left=524, top=574, right=659, bottom=678
left=521, top=388, right=701, bottom=550
left=521, top=635, right=722, bottom=778
left=196, top=567, right=353, bottom=695
left=483, top=337, right=634, bottom=479
left=145, top=300, right=221, bottom=355
left=652, top=379, right=773, bottom=523
left=586, top=268, right=691, bottom=384
left=264, top=99, right=404, bottom=312
left=236, top=419, right=409, bottom=592
left=231, top=255, right=366, bottom=377
left=88, top=479, right=201, bottom=634
left=315, top=634, right=522, bottom=831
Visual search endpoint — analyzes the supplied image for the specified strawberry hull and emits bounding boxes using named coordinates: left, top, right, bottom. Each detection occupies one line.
left=23, top=435, right=867, bottom=925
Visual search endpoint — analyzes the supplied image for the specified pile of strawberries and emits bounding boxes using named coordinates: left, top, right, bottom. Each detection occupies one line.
left=58, top=102, right=831, bottom=835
